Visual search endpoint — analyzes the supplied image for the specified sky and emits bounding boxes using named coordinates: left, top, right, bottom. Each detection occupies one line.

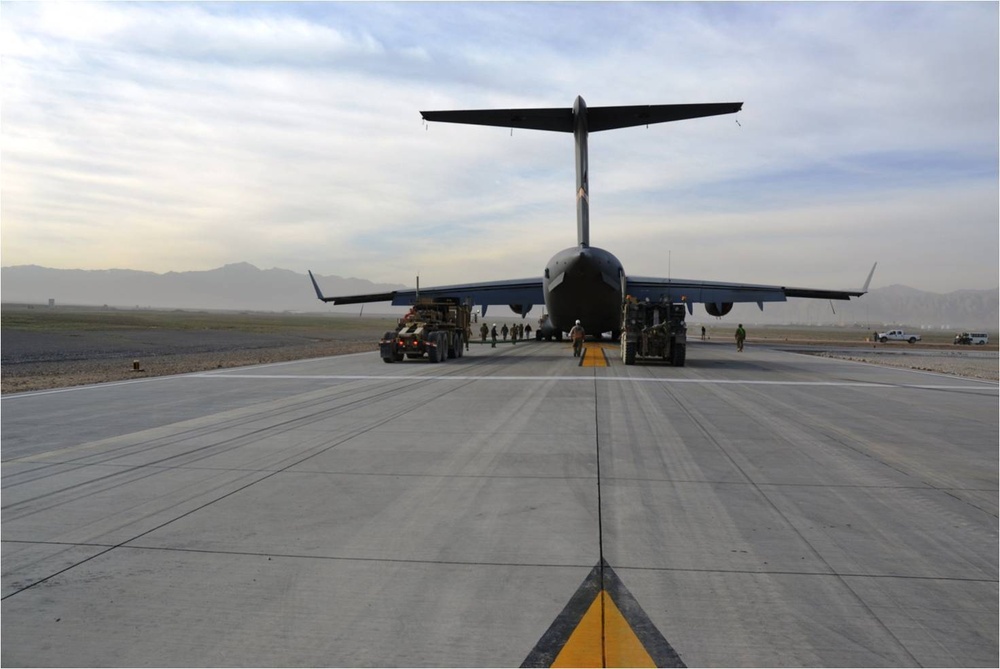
left=2, top=1, right=998, bottom=294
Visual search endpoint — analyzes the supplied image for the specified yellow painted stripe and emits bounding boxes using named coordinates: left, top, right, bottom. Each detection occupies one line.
left=552, top=590, right=656, bottom=668
left=580, top=347, right=608, bottom=367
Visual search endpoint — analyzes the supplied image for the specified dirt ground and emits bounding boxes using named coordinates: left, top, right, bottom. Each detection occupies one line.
left=1, top=307, right=397, bottom=394
left=2, top=307, right=996, bottom=393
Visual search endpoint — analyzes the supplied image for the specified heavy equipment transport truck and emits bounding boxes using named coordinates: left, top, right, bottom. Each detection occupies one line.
left=621, top=297, right=687, bottom=366
left=380, top=298, right=471, bottom=363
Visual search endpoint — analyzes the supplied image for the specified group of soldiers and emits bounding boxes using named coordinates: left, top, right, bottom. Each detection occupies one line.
left=472, top=319, right=748, bottom=354
left=479, top=322, right=533, bottom=347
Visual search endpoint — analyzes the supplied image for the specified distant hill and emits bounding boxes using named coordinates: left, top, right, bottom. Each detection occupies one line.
left=0, top=263, right=406, bottom=314
left=2, top=264, right=997, bottom=329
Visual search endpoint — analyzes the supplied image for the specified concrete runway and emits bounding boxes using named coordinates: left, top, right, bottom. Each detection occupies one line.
left=3, top=340, right=997, bottom=667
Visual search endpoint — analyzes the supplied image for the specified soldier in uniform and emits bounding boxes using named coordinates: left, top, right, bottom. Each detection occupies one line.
left=569, top=319, right=586, bottom=357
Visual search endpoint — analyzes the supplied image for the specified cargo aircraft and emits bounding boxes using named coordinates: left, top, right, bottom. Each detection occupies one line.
left=310, top=96, right=875, bottom=338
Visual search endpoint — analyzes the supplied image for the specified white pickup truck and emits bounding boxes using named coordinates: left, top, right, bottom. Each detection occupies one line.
left=877, top=329, right=921, bottom=344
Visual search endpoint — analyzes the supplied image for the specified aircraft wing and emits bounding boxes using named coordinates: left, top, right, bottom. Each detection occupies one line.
left=626, top=263, right=876, bottom=310
left=309, top=271, right=544, bottom=314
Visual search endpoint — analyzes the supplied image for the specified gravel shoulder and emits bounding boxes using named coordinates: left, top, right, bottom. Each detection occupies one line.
left=808, top=350, right=998, bottom=381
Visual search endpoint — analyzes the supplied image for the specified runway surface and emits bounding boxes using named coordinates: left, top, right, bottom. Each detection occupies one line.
left=3, top=340, right=997, bottom=667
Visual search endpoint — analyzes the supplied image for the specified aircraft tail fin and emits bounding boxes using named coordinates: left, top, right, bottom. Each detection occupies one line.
left=421, top=97, right=743, bottom=250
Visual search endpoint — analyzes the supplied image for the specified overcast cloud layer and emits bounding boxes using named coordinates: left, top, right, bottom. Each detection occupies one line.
left=2, top=2, right=997, bottom=293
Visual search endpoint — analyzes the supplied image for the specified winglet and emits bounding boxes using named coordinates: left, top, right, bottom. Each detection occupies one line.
left=308, top=270, right=333, bottom=302
left=861, top=262, right=877, bottom=294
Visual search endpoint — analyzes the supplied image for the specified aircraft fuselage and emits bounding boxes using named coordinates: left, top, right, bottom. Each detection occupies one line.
left=543, top=244, right=624, bottom=335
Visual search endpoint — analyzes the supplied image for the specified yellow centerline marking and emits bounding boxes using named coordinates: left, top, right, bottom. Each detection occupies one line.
left=522, top=562, right=685, bottom=668
left=581, top=344, right=616, bottom=367
left=552, top=590, right=656, bottom=668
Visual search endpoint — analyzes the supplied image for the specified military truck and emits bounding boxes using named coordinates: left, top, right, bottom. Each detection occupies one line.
left=380, top=298, right=470, bottom=363
left=621, top=297, right=687, bottom=366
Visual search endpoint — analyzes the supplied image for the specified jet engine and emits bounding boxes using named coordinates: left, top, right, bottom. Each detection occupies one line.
left=705, top=302, right=734, bottom=317
left=508, top=304, right=531, bottom=316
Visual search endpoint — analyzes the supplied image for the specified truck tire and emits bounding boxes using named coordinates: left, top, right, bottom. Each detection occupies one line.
left=671, top=343, right=686, bottom=367
left=908, top=337, right=917, bottom=344
left=381, top=332, right=398, bottom=363
left=438, top=333, right=448, bottom=363
left=623, top=340, right=636, bottom=365
left=428, top=339, right=440, bottom=363
left=448, top=333, right=458, bottom=359
left=880, top=337, right=888, bottom=343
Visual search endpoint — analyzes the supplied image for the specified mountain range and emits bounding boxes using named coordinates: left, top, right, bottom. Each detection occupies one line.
left=2, top=263, right=996, bottom=330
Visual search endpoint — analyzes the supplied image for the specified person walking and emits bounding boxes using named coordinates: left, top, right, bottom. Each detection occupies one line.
left=701, top=325, right=706, bottom=341
left=480, top=322, right=489, bottom=343
left=490, top=324, right=498, bottom=348
left=525, top=323, right=532, bottom=340
left=735, top=323, right=746, bottom=352
left=501, top=324, right=509, bottom=341
left=569, top=319, right=586, bottom=357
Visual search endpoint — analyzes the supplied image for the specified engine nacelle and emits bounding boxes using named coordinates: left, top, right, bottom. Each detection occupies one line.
left=705, top=302, right=734, bottom=318
left=508, top=304, right=532, bottom=316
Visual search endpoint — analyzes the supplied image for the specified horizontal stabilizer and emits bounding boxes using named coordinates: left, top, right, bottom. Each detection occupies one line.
left=588, top=102, right=743, bottom=131
left=421, top=107, right=574, bottom=132
left=421, top=102, right=743, bottom=133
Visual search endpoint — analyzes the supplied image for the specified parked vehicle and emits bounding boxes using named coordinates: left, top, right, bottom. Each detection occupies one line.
left=620, top=297, right=687, bottom=366
left=954, top=332, right=989, bottom=345
left=877, top=329, right=921, bottom=344
left=380, top=298, right=470, bottom=363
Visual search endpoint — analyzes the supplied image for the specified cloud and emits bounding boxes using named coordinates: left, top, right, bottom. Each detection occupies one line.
left=1, top=2, right=996, bottom=294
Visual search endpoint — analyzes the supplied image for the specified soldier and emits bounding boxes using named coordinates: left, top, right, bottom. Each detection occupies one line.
left=491, top=323, right=498, bottom=348
left=569, top=319, right=586, bottom=357
left=525, top=323, right=532, bottom=340
left=501, top=323, right=509, bottom=341
left=735, top=323, right=746, bottom=352
left=480, top=322, right=489, bottom=343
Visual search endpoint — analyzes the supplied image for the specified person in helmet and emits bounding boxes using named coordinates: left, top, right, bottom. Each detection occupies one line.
left=569, top=319, right=586, bottom=357
left=490, top=323, right=499, bottom=348
left=735, top=323, right=746, bottom=352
